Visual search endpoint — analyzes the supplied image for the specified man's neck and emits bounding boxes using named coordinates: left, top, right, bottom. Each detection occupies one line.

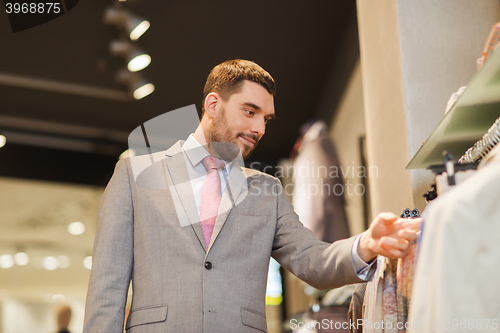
left=193, top=125, right=209, bottom=152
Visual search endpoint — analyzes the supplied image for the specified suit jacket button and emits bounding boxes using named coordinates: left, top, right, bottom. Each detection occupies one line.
left=205, top=261, right=212, bottom=270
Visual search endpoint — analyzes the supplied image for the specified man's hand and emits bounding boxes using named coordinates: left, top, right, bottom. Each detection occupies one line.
left=358, top=212, right=422, bottom=263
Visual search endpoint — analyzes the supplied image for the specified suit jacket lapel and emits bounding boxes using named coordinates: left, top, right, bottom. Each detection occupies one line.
left=206, top=161, right=248, bottom=253
left=164, top=141, right=207, bottom=252
left=163, top=141, right=250, bottom=254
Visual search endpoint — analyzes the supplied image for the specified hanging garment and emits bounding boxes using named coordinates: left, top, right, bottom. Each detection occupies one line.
left=363, top=257, right=386, bottom=333
left=382, top=259, right=398, bottom=333
left=396, top=243, right=417, bottom=333
left=348, top=283, right=367, bottom=333
left=292, top=121, right=350, bottom=243
left=356, top=250, right=419, bottom=333
left=477, top=22, right=500, bottom=70
left=408, top=145, right=500, bottom=333
left=322, top=284, right=356, bottom=307
left=435, top=170, right=476, bottom=196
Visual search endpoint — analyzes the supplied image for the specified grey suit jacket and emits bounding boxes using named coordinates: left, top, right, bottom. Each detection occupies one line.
left=83, top=141, right=364, bottom=333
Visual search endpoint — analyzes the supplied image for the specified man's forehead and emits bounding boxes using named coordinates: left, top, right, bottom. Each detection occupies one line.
left=234, top=81, right=274, bottom=111
left=236, top=80, right=272, bottom=96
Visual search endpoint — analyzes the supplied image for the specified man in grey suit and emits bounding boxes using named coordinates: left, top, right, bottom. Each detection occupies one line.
left=83, top=59, right=419, bottom=333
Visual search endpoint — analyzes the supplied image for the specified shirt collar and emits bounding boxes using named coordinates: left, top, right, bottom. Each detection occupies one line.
left=182, top=134, right=232, bottom=173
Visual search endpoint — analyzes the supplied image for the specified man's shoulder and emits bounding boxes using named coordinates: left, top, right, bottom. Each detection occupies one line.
left=118, top=149, right=169, bottom=170
left=242, top=167, right=278, bottom=182
left=114, top=142, right=184, bottom=184
left=119, top=140, right=184, bottom=167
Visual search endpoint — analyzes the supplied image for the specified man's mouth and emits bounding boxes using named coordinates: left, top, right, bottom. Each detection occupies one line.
left=239, top=135, right=256, bottom=147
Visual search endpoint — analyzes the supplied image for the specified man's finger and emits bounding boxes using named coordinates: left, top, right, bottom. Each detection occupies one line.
left=379, top=240, right=412, bottom=259
left=370, top=246, right=393, bottom=259
left=398, top=229, right=418, bottom=243
left=379, top=236, right=410, bottom=251
left=376, top=244, right=407, bottom=259
left=386, top=248, right=407, bottom=259
left=377, top=212, right=399, bottom=225
left=402, top=218, right=422, bottom=231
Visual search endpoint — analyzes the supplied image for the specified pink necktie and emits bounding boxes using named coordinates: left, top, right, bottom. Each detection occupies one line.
left=200, top=156, right=225, bottom=247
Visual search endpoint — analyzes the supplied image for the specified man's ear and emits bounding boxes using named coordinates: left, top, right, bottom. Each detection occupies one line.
left=204, top=92, right=220, bottom=119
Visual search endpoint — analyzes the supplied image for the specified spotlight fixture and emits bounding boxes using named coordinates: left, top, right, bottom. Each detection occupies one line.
left=14, top=252, right=29, bottom=266
left=119, top=148, right=136, bottom=160
left=83, top=256, right=92, bottom=270
left=68, top=221, right=86, bottom=235
left=110, top=40, right=151, bottom=72
left=42, top=256, right=59, bottom=270
left=0, top=254, right=14, bottom=269
left=58, top=255, right=71, bottom=268
left=133, top=81, right=155, bottom=100
left=0, top=134, right=6, bottom=148
left=104, top=7, right=150, bottom=41
left=117, top=70, right=155, bottom=100
left=53, top=294, right=66, bottom=302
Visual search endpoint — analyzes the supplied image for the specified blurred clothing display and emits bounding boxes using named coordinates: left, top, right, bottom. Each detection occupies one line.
left=321, top=284, right=356, bottom=307
left=312, top=306, right=350, bottom=333
left=292, top=120, right=350, bottom=243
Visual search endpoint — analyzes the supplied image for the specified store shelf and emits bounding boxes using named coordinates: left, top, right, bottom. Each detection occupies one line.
left=407, top=48, right=500, bottom=169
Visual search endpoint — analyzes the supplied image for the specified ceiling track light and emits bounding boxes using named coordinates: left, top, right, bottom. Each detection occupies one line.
left=0, top=133, right=6, bottom=148
left=14, top=246, right=29, bottom=266
left=117, top=70, right=155, bottom=100
left=110, top=40, right=151, bottom=72
left=103, top=7, right=150, bottom=41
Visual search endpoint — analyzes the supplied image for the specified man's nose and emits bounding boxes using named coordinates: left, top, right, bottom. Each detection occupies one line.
left=251, top=118, right=266, bottom=137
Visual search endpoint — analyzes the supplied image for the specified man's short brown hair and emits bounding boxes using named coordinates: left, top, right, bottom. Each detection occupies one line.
left=201, top=59, right=276, bottom=116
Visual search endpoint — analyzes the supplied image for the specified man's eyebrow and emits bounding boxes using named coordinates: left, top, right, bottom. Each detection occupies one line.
left=242, top=102, right=261, bottom=110
left=242, top=102, right=275, bottom=119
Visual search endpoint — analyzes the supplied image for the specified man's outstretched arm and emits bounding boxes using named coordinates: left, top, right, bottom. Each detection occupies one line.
left=272, top=177, right=421, bottom=288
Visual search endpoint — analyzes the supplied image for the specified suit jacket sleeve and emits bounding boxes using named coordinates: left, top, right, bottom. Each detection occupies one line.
left=83, top=159, right=134, bottom=333
left=271, top=178, right=364, bottom=289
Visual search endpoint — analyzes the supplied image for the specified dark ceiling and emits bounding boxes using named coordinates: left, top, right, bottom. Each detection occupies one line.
left=0, top=0, right=359, bottom=185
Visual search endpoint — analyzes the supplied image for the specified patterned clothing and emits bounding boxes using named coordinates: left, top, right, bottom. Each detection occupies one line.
left=359, top=246, right=418, bottom=333
left=396, top=244, right=417, bottom=332
left=382, top=259, right=398, bottom=333
left=348, top=283, right=367, bottom=333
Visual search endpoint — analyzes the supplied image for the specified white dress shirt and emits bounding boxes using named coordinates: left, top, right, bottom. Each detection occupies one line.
left=181, top=134, right=231, bottom=216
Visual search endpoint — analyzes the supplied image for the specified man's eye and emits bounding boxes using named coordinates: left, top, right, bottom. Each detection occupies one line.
left=246, top=110, right=254, bottom=116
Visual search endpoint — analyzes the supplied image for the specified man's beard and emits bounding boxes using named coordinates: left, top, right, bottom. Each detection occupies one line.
left=208, top=107, right=259, bottom=160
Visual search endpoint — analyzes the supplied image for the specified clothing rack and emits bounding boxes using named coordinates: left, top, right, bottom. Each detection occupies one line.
left=423, top=116, right=500, bottom=207
left=422, top=116, right=499, bottom=202
left=458, top=116, right=500, bottom=164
